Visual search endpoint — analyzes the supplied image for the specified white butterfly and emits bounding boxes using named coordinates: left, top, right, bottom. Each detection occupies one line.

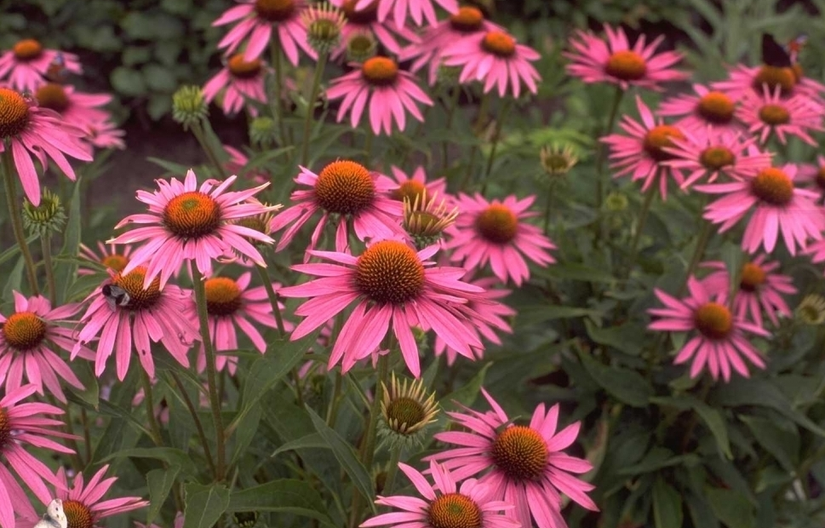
left=33, top=499, right=67, bottom=528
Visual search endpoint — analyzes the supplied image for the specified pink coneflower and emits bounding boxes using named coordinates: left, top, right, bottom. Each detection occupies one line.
left=564, top=24, right=686, bottom=90
left=649, top=277, right=770, bottom=381
left=697, top=163, right=825, bottom=255
left=0, top=384, right=77, bottom=528
left=0, top=292, right=94, bottom=403
left=601, top=95, right=687, bottom=199
left=0, top=39, right=82, bottom=92
left=658, top=84, right=743, bottom=133
left=224, top=145, right=268, bottom=184
left=352, top=0, right=458, bottom=27
left=34, top=83, right=111, bottom=132
left=0, top=87, right=91, bottom=206
left=701, top=255, right=797, bottom=327
left=109, top=169, right=277, bottom=289
left=713, top=63, right=825, bottom=101
left=441, top=30, right=540, bottom=98
left=73, top=267, right=199, bottom=380
left=330, top=0, right=420, bottom=59
left=53, top=464, right=148, bottom=528
left=400, top=6, right=502, bottom=86
left=279, top=239, right=484, bottom=377
left=388, top=165, right=446, bottom=204
left=361, top=460, right=518, bottom=528
left=736, top=85, right=824, bottom=146
left=184, top=272, right=288, bottom=375
left=79, top=241, right=133, bottom=275
left=326, top=56, right=433, bottom=135
left=85, top=119, right=125, bottom=150
left=797, top=154, right=825, bottom=197
left=434, top=278, right=515, bottom=366
left=664, top=129, right=772, bottom=188
left=270, top=160, right=404, bottom=253
left=203, top=54, right=267, bottom=116
left=445, top=194, right=555, bottom=286
left=428, top=388, right=597, bottom=528
left=213, top=0, right=315, bottom=65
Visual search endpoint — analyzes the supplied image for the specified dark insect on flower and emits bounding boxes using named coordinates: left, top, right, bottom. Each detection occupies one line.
left=102, top=284, right=131, bottom=309
left=762, top=33, right=793, bottom=68
left=785, top=34, right=808, bottom=56
left=45, top=52, right=70, bottom=84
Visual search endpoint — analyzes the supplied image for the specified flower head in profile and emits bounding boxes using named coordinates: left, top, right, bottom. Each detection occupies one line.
left=700, top=255, right=797, bottom=327
left=0, top=384, right=77, bottom=528
left=446, top=194, right=555, bottom=286
left=0, top=292, right=94, bottom=403
left=110, top=169, right=278, bottom=289
left=84, top=119, right=126, bottom=150
left=664, top=129, right=771, bottom=188
left=697, top=163, right=825, bottom=255
left=34, top=83, right=111, bottom=134
left=442, top=29, right=541, bottom=98
left=52, top=464, right=148, bottom=528
left=0, top=87, right=92, bottom=206
left=0, top=40, right=82, bottom=92
left=330, top=0, right=420, bottom=60
left=213, top=0, right=316, bottom=65
left=203, top=54, right=268, bottom=117
left=736, top=85, right=824, bottom=146
left=564, top=24, right=686, bottom=90
left=361, top=460, right=517, bottom=528
left=796, top=154, right=825, bottom=197
left=326, top=56, right=433, bottom=135
left=379, top=373, right=439, bottom=448
left=403, top=190, right=458, bottom=249
left=79, top=241, right=133, bottom=276
left=428, top=388, right=597, bottom=528
left=713, top=63, right=825, bottom=101
left=184, top=272, right=289, bottom=375
left=73, top=267, right=199, bottom=380
left=601, top=95, right=686, bottom=199
left=270, top=160, right=404, bottom=253
left=658, top=84, right=742, bottom=134
left=540, top=144, right=579, bottom=177
left=279, top=239, right=484, bottom=377
left=649, top=277, right=770, bottom=381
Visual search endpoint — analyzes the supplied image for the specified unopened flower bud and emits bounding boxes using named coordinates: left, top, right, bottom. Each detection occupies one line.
left=172, top=85, right=208, bottom=130
left=302, top=3, right=346, bottom=55
left=23, top=188, right=66, bottom=236
left=346, top=30, right=377, bottom=63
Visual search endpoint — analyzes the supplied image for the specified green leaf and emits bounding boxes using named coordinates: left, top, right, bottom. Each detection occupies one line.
left=707, top=488, right=754, bottom=528
left=535, top=261, right=617, bottom=283
left=226, top=479, right=333, bottom=526
left=739, top=415, right=798, bottom=472
left=518, top=305, right=601, bottom=326
left=584, top=319, right=647, bottom=356
left=440, top=362, right=491, bottom=411
left=68, top=360, right=100, bottom=409
left=306, top=406, right=375, bottom=508
left=271, top=433, right=328, bottom=457
left=0, top=234, right=37, bottom=267
left=56, top=180, right=82, bottom=305
left=229, top=404, right=262, bottom=467
left=65, top=272, right=108, bottom=303
left=182, top=483, right=230, bottom=528
left=3, top=256, right=24, bottom=301
left=111, top=67, right=147, bottom=97
left=651, top=396, right=731, bottom=459
left=578, top=348, right=653, bottom=407
left=146, top=465, right=181, bottom=524
left=618, top=447, right=698, bottom=476
left=653, top=477, right=683, bottom=528
left=144, top=63, right=177, bottom=92
left=100, top=447, right=199, bottom=476
left=147, top=157, right=190, bottom=175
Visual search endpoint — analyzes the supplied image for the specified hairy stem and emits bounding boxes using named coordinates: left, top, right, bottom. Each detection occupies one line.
left=2, top=150, right=39, bottom=294
left=140, top=369, right=164, bottom=447
left=169, top=369, right=217, bottom=478
left=301, top=51, right=328, bottom=166
left=41, top=234, right=56, bottom=304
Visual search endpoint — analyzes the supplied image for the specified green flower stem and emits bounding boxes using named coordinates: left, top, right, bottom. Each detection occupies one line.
left=140, top=368, right=164, bottom=447
left=678, top=219, right=713, bottom=297
left=80, top=408, right=92, bottom=465
left=543, top=180, right=558, bottom=235
left=301, top=50, right=329, bottom=166
left=192, top=266, right=226, bottom=481
left=57, top=398, right=84, bottom=472
left=363, top=127, right=374, bottom=164
left=41, top=234, right=56, bottom=304
left=382, top=445, right=402, bottom=497
left=2, top=150, right=39, bottom=295
left=326, top=370, right=343, bottom=427
left=169, top=369, right=217, bottom=478
left=269, top=38, right=287, bottom=144
left=254, top=264, right=286, bottom=336
left=459, top=93, right=491, bottom=190
left=624, top=186, right=656, bottom=278
left=441, top=85, right=462, bottom=171
left=481, top=99, right=512, bottom=188
left=190, top=121, right=229, bottom=179
left=595, top=87, right=624, bottom=209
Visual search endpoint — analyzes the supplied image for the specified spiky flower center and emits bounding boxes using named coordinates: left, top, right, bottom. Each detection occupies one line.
left=491, top=426, right=549, bottom=481
left=12, top=39, right=42, bottom=60
left=0, top=88, right=30, bottom=139
left=163, top=191, right=222, bottom=239
left=255, top=0, right=296, bottom=21
left=427, top=493, right=483, bottom=528
left=751, top=168, right=793, bottom=206
left=697, top=91, right=735, bottom=123
left=236, top=216, right=269, bottom=234
left=2, top=312, right=47, bottom=351
left=386, top=396, right=425, bottom=430
left=699, top=146, right=735, bottom=170
left=102, top=254, right=129, bottom=272
left=113, top=266, right=162, bottom=310
left=816, top=167, right=825, bottom=190
left=35, top=83, right=70, bottom=113
left=315, top=160, right=376, bottom=215
left=450, top=6, right=484, bottom=32
left=355, top=240, right=425, bottom=304
left=205, top=277, right=243, bottom=316
left=392, top=180, right=426, bottom=203
left=753, top=66, right=796, bottom=94
left=740, top=262, right=766, bottom=292
left=0, top=407, right=9, bottom=450
left=605, top=50, right=647, bottom=81
left=758, top=103, right=790, bottom=125
left=228, top=54, right=262, bottom=79
left=643, top=125, right=684, bottom=162
left=64, top=500, right=94, bottom=528
left=694, top=302, right=733, bottom=340
left=362, top=56, right=398, bottom=86
left=475, top=204, right=518, bottom=244
left=481, top=31, right=515, bottom=58
left=342, top=0, right=377, bottom=24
